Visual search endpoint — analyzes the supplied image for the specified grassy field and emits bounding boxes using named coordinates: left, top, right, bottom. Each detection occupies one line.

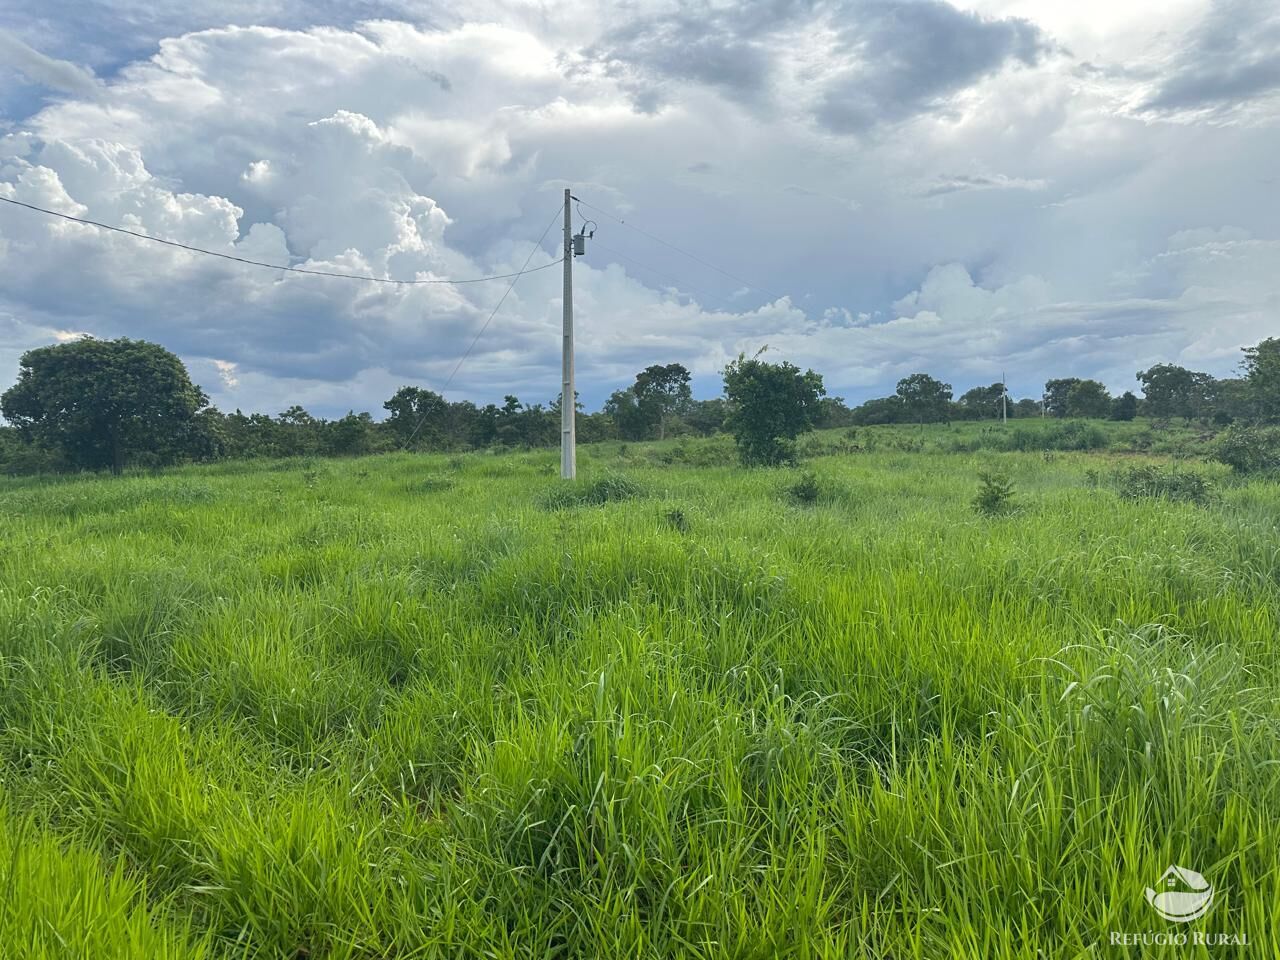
left=1, top=421, right=1277, bottom=957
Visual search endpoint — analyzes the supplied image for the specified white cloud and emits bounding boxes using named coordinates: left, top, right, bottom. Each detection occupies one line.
left=0, top=31, right=101, bottom=97
left=212, top=358, right=240, bottom=388
left=0, top=6, right=1277, bottom=417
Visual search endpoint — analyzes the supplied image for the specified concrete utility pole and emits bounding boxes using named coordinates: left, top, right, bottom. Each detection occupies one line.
left=561, top=188, right=576, bottom=480
left=1002, top=371, right=1008, bottom=424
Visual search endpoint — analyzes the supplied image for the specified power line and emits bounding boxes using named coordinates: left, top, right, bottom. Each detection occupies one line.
left=404, top=200, right=564, bottom=445
left=0, top=195, right=562, bottom=285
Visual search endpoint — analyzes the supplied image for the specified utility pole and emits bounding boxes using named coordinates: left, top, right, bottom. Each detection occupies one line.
left=1002, top=371, right=1007, bottom=424
left=560, top=188, right=576, bottom=480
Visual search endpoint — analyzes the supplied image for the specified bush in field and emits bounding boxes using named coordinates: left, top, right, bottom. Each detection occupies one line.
left=972, top=470, right=1016, bottom=515
left=662, top=506, right=690, bottom=532
left=1006, top=421, right=1109, bottom=452
left=1113, top=465, right=1215, bottom=505
left=541, top=473, right=644, bottom=509
left=786, top=470, right=821, bottom=505
left=722, top=351, right=825, bottom=466
left=1213, top=424, right=1280, bottom=474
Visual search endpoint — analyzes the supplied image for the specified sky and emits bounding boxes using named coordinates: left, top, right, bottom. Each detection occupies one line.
left=0, top=0, right=1277, bottom=417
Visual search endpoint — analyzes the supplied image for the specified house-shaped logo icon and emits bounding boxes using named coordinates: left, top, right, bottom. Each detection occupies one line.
left=1145, top=865, right=1214, bottom=923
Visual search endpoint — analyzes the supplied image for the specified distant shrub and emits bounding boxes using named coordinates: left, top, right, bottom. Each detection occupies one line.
left=786, top=470, right=821, bottom=505
left=663, top=507, right=690, bottom=532
left=541, top=473, right=644, bottom=510
left=1213, top=424, right=1280, bottom=474
left=796, top=433, right=859, bottom=458
left=649, top=436, right=737, bottom=467
left=972, top=470, right=1016, bottom=516
left=1006, top=421, right=1109, bottom=452
left=413, top=474, right=455, bottom=493
left=1113, top=465, right=1214, bottom=505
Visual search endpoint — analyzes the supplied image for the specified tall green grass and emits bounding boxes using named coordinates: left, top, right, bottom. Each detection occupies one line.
left=1, top=435, right=1277, bottom=957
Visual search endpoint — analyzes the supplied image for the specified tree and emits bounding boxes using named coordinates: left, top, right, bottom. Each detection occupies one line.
left=1, top=337, right=208, bottom=474
left=1136, top=364, right=1213, bottom=420
left=276, top=405, right=321, bottom=456
left=1065, top=379, right=1112, bottom=418
left=850, top=395, right=905, bottom=425
left=383, top=386, right=447, bottom=449
left=632, top=363, right=692, bottom=440
left=683, top=398, right=728, bottom=436
left=604, top=389, right=650, bottom=441
left=957, top=383, right=1005, bottom=420
left=1242, top=338, right=1280, bottom=420
left=816, top=396, right=856, bottom=429
left=1012, top=398, right=1041, bottom=418
left=895, top=373, right=952, bottom=424
left=1210, top=378, right=1250, bottom=424
left=1110, top=391, right=1139, bottom=421
left=1043, top=378, right=1081, bottom=418
left=722, top=351, right=825, bottom=465
left=324, top=412, right=377, bottom=456
left=494, top=396, right=524, bottom=446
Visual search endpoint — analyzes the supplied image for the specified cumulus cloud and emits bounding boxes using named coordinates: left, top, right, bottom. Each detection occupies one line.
left=0, top=31, right=101, bottom=96
left=812, top=0, right=1048, bottom=132
left=580, top=0, right=1049, bottom=130
left=0, top=6, right=1277, bottom=418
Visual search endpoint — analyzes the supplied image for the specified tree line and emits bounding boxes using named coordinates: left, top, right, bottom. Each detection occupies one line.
left=2, top=335, right=1278, bottom=474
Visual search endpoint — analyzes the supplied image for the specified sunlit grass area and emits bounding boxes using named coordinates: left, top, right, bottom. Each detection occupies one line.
left=2, top=425, right=1277, bottom=957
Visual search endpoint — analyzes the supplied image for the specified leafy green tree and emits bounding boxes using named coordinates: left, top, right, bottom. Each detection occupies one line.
left=1012, top=398, right=1041, bottom=418
left=722, top=351, right=825, bottom=465
left=0, top=424, right=63, bottom=474
left=1110, top=390, right=1139, bottom=421
left=895, top=373, right=952, bottom=424
left=850, top=395, right=905, bottom=425
left=1043, top=378, right=1081, bottom=418
left=957, top=383, right=1005, bottom=420
left=816, top=396, right=856, bottom=428
left=1136, top=364, right=1213, bottom=420
left=471, top=404, right=500, bottom=447
left=1065, top=379, right=1112, bottom=418
left=1209, top=377, right=1250, bottom=424
left=1, top=337, right=208, bottom=474
left=383, top=386, right=448, bottom=449
left=494, top=396, right=524, bottom=446
left=324, top=412, right=377, bottom=456
left=604, top=388, right=650, bottom=441
left=633, top=363, right=692, bottom=440
left=683, top=398, right=728, bottom=436
left=513, top=402, right=557, bottom=447
left=276, top=405, right=321, bottom=456
left=1242, top=337, right=1280, bottom=420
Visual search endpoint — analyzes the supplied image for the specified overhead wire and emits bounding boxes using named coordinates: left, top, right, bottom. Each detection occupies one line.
left=403, top=199, right=565, bottom=445
left=0, top=195, right=563, bottom=285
